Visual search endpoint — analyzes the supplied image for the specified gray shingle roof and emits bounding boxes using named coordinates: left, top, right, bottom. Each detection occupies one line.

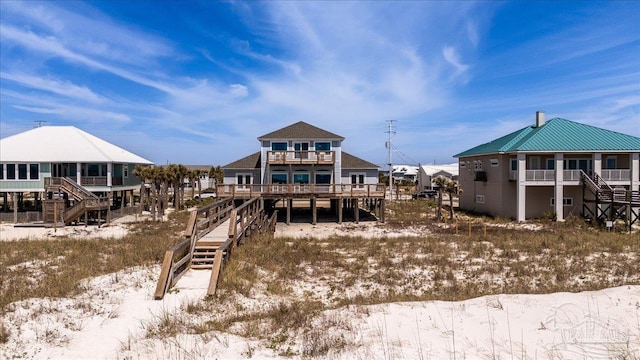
left=222, top=152, right=260, bottom=169
left=257, top=121, right=345, bottom=141
left=342, top=151, right=379, bottom=169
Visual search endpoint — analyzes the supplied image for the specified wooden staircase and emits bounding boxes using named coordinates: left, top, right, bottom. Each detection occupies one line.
left=581, top=171, right=640, bottom=230
left=191, top=239, right=229, bottom=269
left=43, top=177, right=110, bottom=224
left=154, top=197, right=278, bottom=300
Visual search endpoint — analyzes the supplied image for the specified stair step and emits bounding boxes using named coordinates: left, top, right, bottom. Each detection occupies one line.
left=196, top=240, right=228, bottom=246
left=190, top=264, right=213, bottom=269
left=194, top=246, right=222, bottom=250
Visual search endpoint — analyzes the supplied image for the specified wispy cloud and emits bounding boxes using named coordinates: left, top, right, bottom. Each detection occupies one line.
left=1, top=72, right=104, bottom=103
left=13, top=105, right=130, bottom=123
left=442, top=46, right=469, bottom=75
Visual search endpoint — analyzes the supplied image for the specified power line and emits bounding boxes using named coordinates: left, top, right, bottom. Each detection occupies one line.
left=391, top=145, right=419, bottom=166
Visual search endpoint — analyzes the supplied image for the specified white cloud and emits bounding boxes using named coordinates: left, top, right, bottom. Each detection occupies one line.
left=0, top=72, right=104, bottom=103
left=229, top=84, right=249, bottom=97
left=12, top=105, right=131, bottom=123
left=442, top=46, right=469, bottom=74
left=0, top=24, right=177, bottom=94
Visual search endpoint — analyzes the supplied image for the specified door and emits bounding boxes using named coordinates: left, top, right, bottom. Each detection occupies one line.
left=237, top=174, right=252, bottom=191
left=294, top=142, right=309, bottom=159
left=351, top=173, right=365, bottom=190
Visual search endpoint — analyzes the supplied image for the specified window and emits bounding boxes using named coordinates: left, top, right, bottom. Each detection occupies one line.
left=315, top=142, right=330, bottom=151
left=124, top=165, right=129, bottom=178
left=490, top=159, right=499, bottom=167
left=237, top=174, right=252, bottom=185
left=351, top=173, right=365, bottom=184
left=460, top=161, right=466, bottom=168
left=18, top=164, right=27, bottom=180
left=605, top=156, right=616, bottom=169
left=6, top=164, right=15, bottom=179
left=0, top=164, right=3, bottom=180
left=271, top=142, right=287, bottom=151
left=29, top=164, right=39, bottom=180
left=293, top=173, right=309, bottom=184
left=528, top=156, right=541, bottom=170
left=510, top=159, right=517, bottom=171
left=315, top=173, right=331, bottom=184
left=475, top=195, right=485, bottom=204
left=546, top=158, right=554, bottom=170
left=271, top=173, right=287, bottom=184
left=88, top=164, right=99, bottom=176
left=550, top=197, right=573, bottom=206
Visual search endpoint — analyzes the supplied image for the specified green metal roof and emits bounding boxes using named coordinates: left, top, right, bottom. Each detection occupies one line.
left=455, top=118, right=640, bottom=157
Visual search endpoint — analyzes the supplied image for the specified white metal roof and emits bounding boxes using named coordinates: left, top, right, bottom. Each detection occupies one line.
left=420, top=163, right=459, bottom=177
left=0, top=126, right=153, bottom=164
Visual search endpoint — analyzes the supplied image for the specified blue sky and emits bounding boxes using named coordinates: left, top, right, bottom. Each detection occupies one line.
left=1, top=1, right=638, bottom=167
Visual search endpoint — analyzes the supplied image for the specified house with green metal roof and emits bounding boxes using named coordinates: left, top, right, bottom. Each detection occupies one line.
left=454, top=112, right=640, bottom=222
left=218, top=121, right=385, bottom=224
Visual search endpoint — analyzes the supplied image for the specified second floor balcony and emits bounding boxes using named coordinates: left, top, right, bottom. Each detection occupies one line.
left=508, top=169, right=632, bottom=183
left=267, top=150, right=335, bottom=165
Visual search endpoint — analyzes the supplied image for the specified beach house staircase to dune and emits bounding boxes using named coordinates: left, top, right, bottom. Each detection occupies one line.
left=42, top=177, right=110, bottom=225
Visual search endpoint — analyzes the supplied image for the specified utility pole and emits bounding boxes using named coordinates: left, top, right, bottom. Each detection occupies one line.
left=386, top=120, right=396, bottom=200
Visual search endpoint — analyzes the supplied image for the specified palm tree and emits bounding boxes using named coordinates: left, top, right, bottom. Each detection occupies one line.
left=444, top=179, right=460, bottom=221
left=133, top=165, right=153, bottom=214
left=434, top=177, right=447, bottom=221
left=187, top=170, right=197, bottom=200
left=194, top=169, right=205, bottom=199
left=209, top=166, right=223, bottom=187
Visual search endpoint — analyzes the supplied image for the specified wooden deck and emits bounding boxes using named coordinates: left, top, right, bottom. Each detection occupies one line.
left=216, top=183, right=386, bottom=199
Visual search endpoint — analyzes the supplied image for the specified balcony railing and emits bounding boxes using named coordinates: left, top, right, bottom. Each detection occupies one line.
left=525, top=170, right=555, bottom=181
left=601, top=169, right=630, bottom=181
left=267, top=151, right=335, bottom=165
left=563, top=170, right=582, bottom=181
left=509, top=168, right=632, bottom=183
left=216, top=183, right=386, bottom=198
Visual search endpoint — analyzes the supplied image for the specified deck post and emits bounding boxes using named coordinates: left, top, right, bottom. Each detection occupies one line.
left=338, top=198, right=343, bottom=224
left=381, top=199, right=386, bottom=223
left=287, top=198, right=291, bottom=225
left=311, top=197, right=317, bottom=225
left=354, top=198, right=359, bottom=223
left=13, top=192, right=18, bottom=223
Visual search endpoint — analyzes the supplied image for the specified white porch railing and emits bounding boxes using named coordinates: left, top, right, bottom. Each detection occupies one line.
left=563, top=170, right=582, bottom=181
left=601, top=169, right=630, bottom=181
left=525, top=170, right=555, bottom=181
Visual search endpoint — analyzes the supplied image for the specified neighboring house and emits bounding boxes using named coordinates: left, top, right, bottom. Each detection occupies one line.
left=219, top=121, right=385, bottom=223
left=0, top=126, right=152, bottom=222
left=454, top=112, right=640, bottom=222
left=392, top=165, right=419, bottom=182
left=417, top=164, right=459, bottom=190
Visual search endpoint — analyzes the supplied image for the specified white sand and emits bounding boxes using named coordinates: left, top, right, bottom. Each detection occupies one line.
left=1, top=220, right=639, bottom=359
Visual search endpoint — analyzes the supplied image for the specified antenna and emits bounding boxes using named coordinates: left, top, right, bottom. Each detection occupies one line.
left=33, top=121, right=47, bottom=128
left=386, top=120, right=396, bottom=200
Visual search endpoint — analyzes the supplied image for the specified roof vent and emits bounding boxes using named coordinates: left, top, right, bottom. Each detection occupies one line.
left=535, top=111, right=545, bottom=127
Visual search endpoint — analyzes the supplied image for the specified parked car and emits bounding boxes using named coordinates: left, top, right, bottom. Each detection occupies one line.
left=195, top=188, right=217, bottom=199
left=412, top=190, right=437, bottom=199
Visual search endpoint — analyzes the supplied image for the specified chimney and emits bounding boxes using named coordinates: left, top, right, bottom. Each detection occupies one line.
left=535, top=111, right=545, bottom=127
